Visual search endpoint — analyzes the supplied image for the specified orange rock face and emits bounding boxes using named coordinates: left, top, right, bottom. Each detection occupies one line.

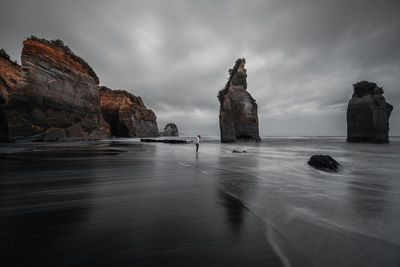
left=2, top=37, right=109, bottom=141
left=0, top=49, right=21, bottom=104
left=0, top=49, right=21, bottom=141
left=99, top=86, right=158, bottom=137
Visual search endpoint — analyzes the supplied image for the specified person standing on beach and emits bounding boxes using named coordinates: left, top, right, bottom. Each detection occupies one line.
left=196, top=135, right=201, bottom=152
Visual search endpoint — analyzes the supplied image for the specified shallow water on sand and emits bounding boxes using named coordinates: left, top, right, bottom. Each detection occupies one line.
left=0, top=137, right=399, bottom=266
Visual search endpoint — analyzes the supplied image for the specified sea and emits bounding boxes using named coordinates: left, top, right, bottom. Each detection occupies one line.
left=0, top=137, right=399, bottom=266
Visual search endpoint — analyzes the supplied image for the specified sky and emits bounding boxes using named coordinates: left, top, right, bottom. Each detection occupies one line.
left=1, top=0, right=399, bottom=136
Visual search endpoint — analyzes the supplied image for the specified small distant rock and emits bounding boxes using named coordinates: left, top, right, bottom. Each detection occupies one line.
left=163, top=123, right=179, bottom=136
left=308, top=155, right=340, bottom=172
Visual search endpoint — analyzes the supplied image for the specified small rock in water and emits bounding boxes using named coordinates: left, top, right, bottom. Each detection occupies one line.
left=232, top=149, right=246, bottom=153
left=308, top=155, right=340, bottom=172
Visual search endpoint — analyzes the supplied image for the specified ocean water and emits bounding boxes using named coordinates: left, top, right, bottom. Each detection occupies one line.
left=0, top=137, right=399, bottom=266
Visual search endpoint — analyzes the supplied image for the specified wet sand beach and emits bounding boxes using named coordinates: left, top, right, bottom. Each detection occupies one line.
left=0, top=140, right=283, bottom=266
left=1, top=137, right=400, bottom=266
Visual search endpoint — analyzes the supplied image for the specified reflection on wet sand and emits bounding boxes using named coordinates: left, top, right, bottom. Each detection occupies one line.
left=0, top=141, right=283, bottom=266
left=218, top=189, right=246, bottom=233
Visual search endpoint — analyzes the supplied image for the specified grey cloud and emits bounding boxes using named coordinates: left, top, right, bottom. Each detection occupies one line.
left=1, top=0, right=399, bottom=136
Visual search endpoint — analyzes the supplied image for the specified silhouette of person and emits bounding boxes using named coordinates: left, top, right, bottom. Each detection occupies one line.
left=196, top=135, right=201, bottom=152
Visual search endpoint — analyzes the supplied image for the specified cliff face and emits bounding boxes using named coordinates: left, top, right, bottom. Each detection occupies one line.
left=3, top=37, right=109, bottom=141
left=0, top=49, right=21, bottom=104
left=99, top=86, right=158, bottom=137
left=0, top=49, right=21, bottom=141
left=218, top=58, right=260, bottom=143
left=347, top=81, right=393, bottom=143
left=163, top=123, right=178, bottom=136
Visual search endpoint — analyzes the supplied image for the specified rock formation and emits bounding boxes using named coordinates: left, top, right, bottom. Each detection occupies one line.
left=141, top=138, right=190, bottom=144
left=0, top=49, right=21, bottom=105
left=218, top=58, right=260, bottom=143
left=308, top=155, right=340, bottom=172
left=2, top=37, right=109, bottom=141
left=0, top=49, right=21, bottom=141
left=163, top=123, right=179, bottom=136
left=347, top=81, right=393, bottom=143
left=99, top=86, right=158, bottom=137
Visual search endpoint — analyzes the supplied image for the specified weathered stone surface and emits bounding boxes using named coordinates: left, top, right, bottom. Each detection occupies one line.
left=0, top=49, right=21, bottom=141
left=163, top=123, right=179, bottom=136
left=347, top=81, right=393, bottom=143
left=308, top=155, right=340, bottom=172
left=99, top=86, right=158, bottom=137
left=218, top=58, right=260, bottom=143
left=3, top=36, right=109, bottom=141
left=0, top=49, right=21, bottom=104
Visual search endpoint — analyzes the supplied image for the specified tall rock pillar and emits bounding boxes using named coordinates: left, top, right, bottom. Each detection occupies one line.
left=347, top=81, right=393, bottom=143
left=218, top=58, right=260, bottom=143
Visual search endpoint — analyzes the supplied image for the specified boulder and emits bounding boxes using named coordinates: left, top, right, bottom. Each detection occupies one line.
left=99, top=86, right=158, bottom=137
left=163, top=123, right=179, bottom=136
left=347, top=81, right=393, bottom=143
left=218, top=58, right=260, bottom=143
left=308, top=155, right=340, bottom=172
left=2, top=36, right=109, bottom=141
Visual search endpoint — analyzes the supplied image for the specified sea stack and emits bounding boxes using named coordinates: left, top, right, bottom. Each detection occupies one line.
left=0, top=49, right=21, bottom=141
left=347, top=81, right=393, bottom=143
left=99, top=86, right=158, bottom=137
left=218, top=58, right=260, bottom=143
left=2, top=36, right=109, bottom=141
left=163, top=123, right=179, bottom=136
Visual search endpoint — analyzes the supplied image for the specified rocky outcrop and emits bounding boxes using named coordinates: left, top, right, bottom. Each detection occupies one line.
left=308, top=155, right=340, bottom=172
left=2, top=36, right=109, bottom=141
left=218, top=58, right=260, bottom=143
left=0, top=49, right=21, bottom=141
left=99, top=86, right=158, bottom=137
left=141, top=138, right=190, bottom=144
left=0, top=49, right=21, bottom=104
left=347, top=81, right=393, bottom=143
left=163, top=123, right=179, bottom=136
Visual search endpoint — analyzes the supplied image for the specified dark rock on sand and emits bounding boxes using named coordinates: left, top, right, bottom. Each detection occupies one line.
left=2, top=36, right=109, bottom=141
left=218, top=58, right=260, bottom=143
left=347, top=81, right=393, bottom=143
left=232, top=149, right=246, bottom=153
left=141, top=138, right=191, bottom=144
left=99, top=86, right=158, bottom=137
left=308, top=155, right=340, bottom=172
left=163, top=123, right=179, bottom=136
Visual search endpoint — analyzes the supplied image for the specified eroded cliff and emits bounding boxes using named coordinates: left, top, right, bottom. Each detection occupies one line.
left=0, top=49, right=21, bottom=141
left=3, top=36, right=109, bottom=141
left=218, top=58, right=260, bottom=143
left=99, top=86, right=158, bottom=137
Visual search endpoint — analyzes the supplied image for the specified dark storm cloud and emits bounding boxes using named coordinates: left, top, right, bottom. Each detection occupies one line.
left=1, top=0, right=399, bottom=135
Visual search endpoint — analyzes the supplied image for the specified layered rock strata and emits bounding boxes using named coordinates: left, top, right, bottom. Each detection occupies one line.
left=163, top=123, right=179, bottom=136
left=2, top=37, right=109, bottom=141
left=99, top=86, right=158, bottom=137
left=347, top=81, right=393, bottom=143
left=218, top=58, right=260, bottom=143
left=0, top=49, right=21, bottom=141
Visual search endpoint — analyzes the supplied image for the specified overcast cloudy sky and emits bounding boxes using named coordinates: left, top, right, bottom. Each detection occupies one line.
left=1, top=0, right=399, bottom=136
